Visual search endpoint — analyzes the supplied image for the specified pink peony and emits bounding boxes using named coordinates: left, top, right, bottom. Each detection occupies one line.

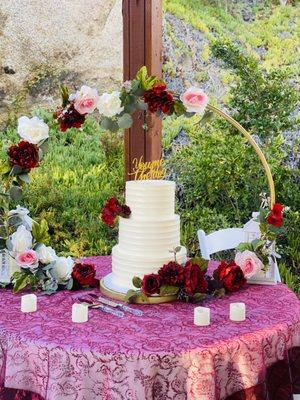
left=234, top=250, right=263, bottom=279
left=73, top=85, right=99, bottom=115
left=16, top=249, right=38, bottom=267
left=181, top=87, right=208, bottom=113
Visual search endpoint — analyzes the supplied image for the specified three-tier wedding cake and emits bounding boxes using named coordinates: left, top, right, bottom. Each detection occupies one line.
left=102, top=180, right=187, bottom=294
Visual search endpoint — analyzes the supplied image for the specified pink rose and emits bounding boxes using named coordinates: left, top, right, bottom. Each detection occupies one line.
left=73, top=85, right=99, bottom=115
left=16, top=249, right=38, bottom=268
left=235, top=250, right=263, bottom=279
left=181, top=87, right=208, bottom=113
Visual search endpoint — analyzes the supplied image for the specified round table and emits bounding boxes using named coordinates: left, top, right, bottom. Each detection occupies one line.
left=0, top=256, right=299, bottom=400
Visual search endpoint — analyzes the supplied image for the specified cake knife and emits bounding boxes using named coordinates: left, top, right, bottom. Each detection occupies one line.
left=78, top=297, right=125, bottom=318
left=89, top=294, right=143, bottom=316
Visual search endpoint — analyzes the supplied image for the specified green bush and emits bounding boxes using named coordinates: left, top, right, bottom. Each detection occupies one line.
left=211, top=40, right=298, bottom=140
left=0, top=109, right=124, bottom=256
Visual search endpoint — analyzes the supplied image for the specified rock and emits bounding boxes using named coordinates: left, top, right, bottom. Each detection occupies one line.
left=0, top=0, right=123, bottom=126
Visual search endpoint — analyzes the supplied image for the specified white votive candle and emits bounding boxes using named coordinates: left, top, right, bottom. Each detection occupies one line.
left=230, top=303, right=246, bottom=322
left=194, top=306, right=210, bottom=326
left=21, top=294, right=37, bottom=313
left=72, top=303, right=88, bottom=323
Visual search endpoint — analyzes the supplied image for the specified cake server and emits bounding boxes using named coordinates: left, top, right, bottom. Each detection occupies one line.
left=78, top=297, right=125, bottom=318
left=88, top=293, right=143, bottom=316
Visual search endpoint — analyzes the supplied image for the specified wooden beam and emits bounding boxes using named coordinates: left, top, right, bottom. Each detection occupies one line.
left=123, top=0, right=163, bottom=180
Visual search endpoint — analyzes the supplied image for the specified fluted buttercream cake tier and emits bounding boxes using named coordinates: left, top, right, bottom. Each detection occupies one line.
left=105, top=180, right=187, bottom=293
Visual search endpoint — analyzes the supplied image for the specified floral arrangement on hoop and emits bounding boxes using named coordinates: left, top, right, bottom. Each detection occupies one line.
left=101, top=196, right=285, bottom=303
left=53, top=66, right=209, bottom=133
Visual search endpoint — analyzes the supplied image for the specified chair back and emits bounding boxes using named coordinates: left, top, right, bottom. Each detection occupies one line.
left=197, top=228, right=245, bottom=260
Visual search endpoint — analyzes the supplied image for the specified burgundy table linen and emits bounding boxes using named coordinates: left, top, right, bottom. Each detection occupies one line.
left=0, top=256, right=299, bottom=400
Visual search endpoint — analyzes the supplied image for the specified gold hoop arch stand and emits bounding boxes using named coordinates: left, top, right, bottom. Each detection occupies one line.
left=207, top=104, right=276, bottom=206
left=100, top=105, right=276, bottom=303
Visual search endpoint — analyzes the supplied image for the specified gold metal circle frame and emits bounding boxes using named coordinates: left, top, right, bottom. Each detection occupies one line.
left=100, top=105, right=276, bottom=303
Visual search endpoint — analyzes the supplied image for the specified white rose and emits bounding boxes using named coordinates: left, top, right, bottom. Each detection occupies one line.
left=17, top=116, right=49, bottom=144
left=97, top=92, right=124, bottom=118
left=8, top=205, right=34, bottom=230
left=52, top=256, right=74, bottom=283
left=36, top=244, right=57, bottom=264
left=10, top=225, right=32, bottom=253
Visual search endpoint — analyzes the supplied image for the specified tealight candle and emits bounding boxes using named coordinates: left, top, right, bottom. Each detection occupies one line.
left=21, top=294, right=37, bottom=313
left=230, top=302, right=246, bottom=322
left=194, top=306, right=210, bottom=326
left=72, top=303, right=88, bottom=323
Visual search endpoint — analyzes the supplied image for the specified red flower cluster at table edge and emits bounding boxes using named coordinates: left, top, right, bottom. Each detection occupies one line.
left=158, top=261, right=185, bottom=286
left=101, top=197, right=131, bottom=227
left=266, top=203, right=284, bottom=228
left=72, top=262, right=98, bottom=288
left=54, top=102, right=86, bottom=132
left=143, top=83, right=174, bottom=114
left=8, top=140, right=39, bottom=170
left=213, top=260, right=246, bottom=292
left=184, top=260, right=208, bottom=296
left=141, top=273, right=161, bottom=296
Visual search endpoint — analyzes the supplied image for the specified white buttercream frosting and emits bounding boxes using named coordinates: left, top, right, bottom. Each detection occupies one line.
left=110, top=180, right=187, bottom=290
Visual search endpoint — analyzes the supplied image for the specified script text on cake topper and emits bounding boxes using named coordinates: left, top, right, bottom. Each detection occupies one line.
left=129, top=157, right=166, bottom=180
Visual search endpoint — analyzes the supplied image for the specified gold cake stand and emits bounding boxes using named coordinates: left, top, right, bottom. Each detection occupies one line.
left=100, top=105, right=276, bottom=303
left=100, top=278, right=177, bottom=304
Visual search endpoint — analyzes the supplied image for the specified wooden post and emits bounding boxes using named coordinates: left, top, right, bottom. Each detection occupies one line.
left=123, top=0, right=163, bottom=180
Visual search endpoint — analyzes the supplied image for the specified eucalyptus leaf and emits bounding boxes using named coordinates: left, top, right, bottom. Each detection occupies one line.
left=39, top=140, right=49, bottom=154
left=136, top=101, right=148, bottom=111
left=18, top=174, right=30, bottom=184
left=132, top=276, right=142, bottom=289
left=10, top=165, right=23, bottom=176
left=125, top=289, right=138, bottom=303
left=173, top=100, right=186, bottom=116
left=159, top=285, right=179, bottom=296
left=9, top=186, right=22, bottom=202
left=8, top=215, right=23, bottom=227
left=101, top=118, right=119, bottom=133
left=117, top=113, right=133, bottom=129
left=191, top=292, right=206, bottom=303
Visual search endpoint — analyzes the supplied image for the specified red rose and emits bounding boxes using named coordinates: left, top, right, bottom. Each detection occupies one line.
left=143, top=83, right=174, bottom=114
left=158, top=261, right=185, bottom=286
left=120, top=204, right=131, bottom=218
left=72, top=262, right=98, bottom=287
left=106, top=197, right=121, bottom=214
left=8, top=140, right=39, bottom=170
left=266, top=203, right=284, bottom=227
left=101, top=208, right=116, bottom=227
left=100, top=197, right=131, bottom=227
left=55, top=103, right=86, bottom=132
left=214, top=261, right=246, bottom=292
left=141, top=273, right=161, bottom=296
left=184, top=261, right=208, bottom=296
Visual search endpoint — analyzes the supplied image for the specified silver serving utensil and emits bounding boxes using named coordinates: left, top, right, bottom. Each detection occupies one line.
left=88, top=294, right=143, bottom=316
left=78, top=298, right=125, bottom=318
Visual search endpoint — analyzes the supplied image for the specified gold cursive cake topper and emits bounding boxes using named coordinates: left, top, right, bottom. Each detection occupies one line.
left=129, top=156, right=166, bottom=180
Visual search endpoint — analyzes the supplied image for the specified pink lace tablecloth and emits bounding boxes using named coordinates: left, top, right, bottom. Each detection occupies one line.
left=0, top=256, right=299, bottom=400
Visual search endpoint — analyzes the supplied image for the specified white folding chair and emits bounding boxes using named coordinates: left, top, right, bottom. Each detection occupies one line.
left=198, top=228, right=245, bottom=260
left=197, top=226, right=281, bottom=283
